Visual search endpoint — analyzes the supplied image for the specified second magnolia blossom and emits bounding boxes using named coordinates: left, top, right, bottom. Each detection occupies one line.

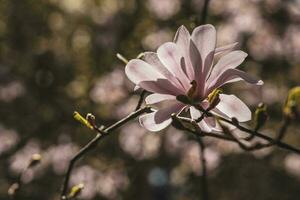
left=125, top=24, right=263, bottom=132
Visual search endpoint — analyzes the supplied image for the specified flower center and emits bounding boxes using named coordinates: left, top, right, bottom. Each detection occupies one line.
left=187, top=80, right=197, bottom=100
left=176, top=80, right=200, bottom=104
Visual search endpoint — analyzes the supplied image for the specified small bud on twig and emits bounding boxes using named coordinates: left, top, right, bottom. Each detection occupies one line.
left=283, top=86, right=300, bottom=120
left=28, top=153, right=42, bottom=168
left=68, top=183, right=84, bottom=199
left=8, top=183, right=19, bottom=197
left=116, top=53, right=128, bottom=64
left=254, top=103, right=268, bottom=132
left=73, top=111, right=94, bottom=130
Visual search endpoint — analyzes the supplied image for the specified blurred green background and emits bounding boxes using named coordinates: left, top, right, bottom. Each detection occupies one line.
left=0, top=0, right=299, bottom=199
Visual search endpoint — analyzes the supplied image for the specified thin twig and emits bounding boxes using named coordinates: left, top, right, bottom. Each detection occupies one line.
left=135, top=90, right=147, bottom=111
left=176, top=113, right=300, bottom=154
left=60, top=106, right=151, bottom=199
left=216, top=116, right=300, bottom=154
left=201, top=0, right=210, bottom=24
left=276, top=117, right=291, bottom=141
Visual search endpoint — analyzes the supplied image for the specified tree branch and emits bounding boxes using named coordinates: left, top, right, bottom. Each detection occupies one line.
left=216, top=116, right=300, bottom=154
left=135, top=90, right=147, bottom=111
left=60, top=106, right=151, bottom=199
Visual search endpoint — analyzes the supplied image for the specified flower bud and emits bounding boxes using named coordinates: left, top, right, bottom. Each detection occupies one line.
left=73, top=111, right=93, bottom=130
left=28, top=153, right=42, bottom=168
left=283, top=86, right=300, bottom=120
left=86, top=113, right=96, bottom=128
left=116, top=53, right=128, bottom=64
left=8, top=183, right=19, bottom=197
left=207, top=89, right=222, bottom=109
left=68, top=183, right=84, bottom=199
left=254, top=103, right=268, bottom=132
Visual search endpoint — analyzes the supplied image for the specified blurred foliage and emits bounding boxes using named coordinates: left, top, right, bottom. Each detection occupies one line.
left=0, top=0, right=299, bottom=200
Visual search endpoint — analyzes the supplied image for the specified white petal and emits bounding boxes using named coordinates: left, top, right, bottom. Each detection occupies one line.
left=143, top=52, right=185, bottom=91
left=207, top=50, right=248, bottom=84
left=174, top=25, right=195, bottom=81
left=189, top=40, right=204, bottom=96
left=190, top=106, right=201, bottom=119
left=206, top=68, right=263, bottom=95
left=138, top=79, right=184, bottom=95
left=145, top=94, right=176, bottom=105
left=125, top=59, right=164, bottom=84
left=191, top=24, right=216, bottom=60
left=191, top=24, right=216, bottom=78
left=157, top=42, right=191, bottom=90
left=125, top=59, right=185, bottom=95
left=174, top=25, right=190, bottom=44
left=215, top=42, right=238, bottom=56
left=215, top=94, right=251, bottom=122
left=139, top=102, right=184, bottom=132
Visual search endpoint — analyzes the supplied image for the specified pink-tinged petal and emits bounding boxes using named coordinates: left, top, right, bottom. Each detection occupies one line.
left=191, top=24, right=216, bottom=59
left=207, top=51, right=248, bottom=85
left=143, top=52, right=185, bottom=91
left=206, top=68, right=264, bottom=95
left=139, top=112, right=172, bottom=132
left=174, top=25, right=195, bottom=81
left=145, top=94, right=176, bottom=105
left=190, top=106, right=201, bottom=119
left=189, top=40, right=203, bottom=96
left=198, top=119, right=213, bottom=132
left=139, top=102, right=184, bottom=132
left=191, top=24, right=216, bottom=78
left=215, top=42, right=238, bottom=56
left=214, top=94, right=251, bottom=122
left=174, top=25, right=190, bottom=44
left=139, top=79, right=184, bottom=96
left=125, top=59, right=165, bottom=84
left=203, top=50, right=215, bottom=79
left=157, top=42, right=191, bottom=90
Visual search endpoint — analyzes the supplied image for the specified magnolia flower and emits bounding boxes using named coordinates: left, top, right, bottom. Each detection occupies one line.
left=125, top=24, right=263, bottom=132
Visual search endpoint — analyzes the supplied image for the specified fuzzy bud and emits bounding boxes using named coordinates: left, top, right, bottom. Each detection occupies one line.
left=73, top=111, right=93, bottom=130
left=68, top=183, right=84, bottom=199
left=283, top=86, right=300, bottom=120
left=8, top=183, right=19, bottom=197
left=254, top=103, right=268, bottom=131
left=116, top=53, right=128, bottom=64
left=28, top=153, right=42, bottom=168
